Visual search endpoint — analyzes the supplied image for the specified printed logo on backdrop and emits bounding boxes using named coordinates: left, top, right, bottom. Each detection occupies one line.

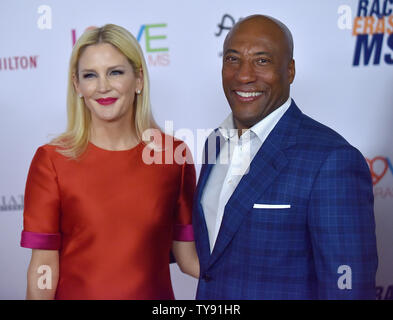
left=351, top=0, right=393, bottom=66
left=376, top=284, right=393, bottom=300
left=0, top=56, right=39, bottom=71
left=215, top=14, right=241, bottom=57
left=72, top=23, right=170, bottom=67
left=0, top=5, right=52, bottom=72
left=366, top=156, right=393, bottom=198
left=0, top=195, right=24, bottom=212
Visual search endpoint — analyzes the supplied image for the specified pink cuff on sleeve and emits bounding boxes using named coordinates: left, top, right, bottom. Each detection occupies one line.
left=173, top=224, right=194, bottom=241
left=20, top=230, right=61, bottom=250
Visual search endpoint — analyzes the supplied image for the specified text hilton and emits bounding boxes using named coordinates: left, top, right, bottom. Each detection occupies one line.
left=0, top=56, right=39, bottom=71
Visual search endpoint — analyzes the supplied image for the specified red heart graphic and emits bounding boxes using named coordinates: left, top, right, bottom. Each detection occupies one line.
left=366, top=157, right=388, bottom=186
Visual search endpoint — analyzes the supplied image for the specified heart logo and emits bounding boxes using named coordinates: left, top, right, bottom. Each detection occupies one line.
left=366, top=157, right=388, bottom=185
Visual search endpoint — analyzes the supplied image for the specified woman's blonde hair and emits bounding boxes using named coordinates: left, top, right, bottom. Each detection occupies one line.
left=51, top=24, right=158, bottom=159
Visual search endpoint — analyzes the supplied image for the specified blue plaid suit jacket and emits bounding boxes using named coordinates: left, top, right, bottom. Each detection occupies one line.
left=193, top=100, right=378, bottom=299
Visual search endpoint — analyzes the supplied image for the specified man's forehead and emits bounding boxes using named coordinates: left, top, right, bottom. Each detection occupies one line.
left=224, top=28, right=283, bottom=51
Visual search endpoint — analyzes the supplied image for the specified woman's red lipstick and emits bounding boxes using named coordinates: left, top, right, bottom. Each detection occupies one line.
left=96, top=97, right=118, bottom=105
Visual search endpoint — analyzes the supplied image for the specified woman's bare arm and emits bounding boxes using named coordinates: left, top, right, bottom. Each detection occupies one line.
left=171, top=241, right=200, bottom=279
left=26, top=249, right=59, bottom=300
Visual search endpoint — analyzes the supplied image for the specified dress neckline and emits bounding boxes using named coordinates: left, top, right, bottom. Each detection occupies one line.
left=88, top=141, right=142, bottom=153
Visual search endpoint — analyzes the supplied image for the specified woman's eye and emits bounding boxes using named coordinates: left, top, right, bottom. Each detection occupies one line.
left=110, top=70, right=124, bottom=76
left=82, top=73, right=96, bottom=79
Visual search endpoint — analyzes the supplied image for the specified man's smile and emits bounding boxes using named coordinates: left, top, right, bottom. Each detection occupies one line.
left=233, top=90, right=264, bottom=102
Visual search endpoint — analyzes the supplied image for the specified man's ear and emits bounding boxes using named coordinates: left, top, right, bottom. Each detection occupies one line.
left=288, top=59, right=295, bottom=84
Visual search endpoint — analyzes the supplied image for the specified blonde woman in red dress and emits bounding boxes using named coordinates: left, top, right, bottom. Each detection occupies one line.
left=21, top=24, right=199, bottom=299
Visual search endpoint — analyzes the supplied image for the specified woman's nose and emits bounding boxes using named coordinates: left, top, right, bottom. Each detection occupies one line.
left=97, top=76, right=111, bottom=92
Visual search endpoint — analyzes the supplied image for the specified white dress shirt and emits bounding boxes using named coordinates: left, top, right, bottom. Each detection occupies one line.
left=201, top=97, right=292, bottom=252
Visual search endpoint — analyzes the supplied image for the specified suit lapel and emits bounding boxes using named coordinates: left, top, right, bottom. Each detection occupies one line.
left=196, top=130, right=225, bottom=208
left=207, top=100, right=303, bottom=268
left=194, top=131, right=225, bottom=264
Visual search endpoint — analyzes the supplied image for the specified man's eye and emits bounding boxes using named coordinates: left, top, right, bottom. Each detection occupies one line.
left=257, top=58, right=269, bottom=64
left=224, top=56, right=238, bottom=63
left=82, top=73, right=96, bottom=79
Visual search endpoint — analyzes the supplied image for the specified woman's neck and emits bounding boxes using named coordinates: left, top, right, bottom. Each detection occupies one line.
left=89, top=118, right=139, bottom=151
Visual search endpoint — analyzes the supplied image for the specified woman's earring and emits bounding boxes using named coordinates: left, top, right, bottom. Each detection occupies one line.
left=78, top=93, right=83, bottom=98
left=136, top=89, right=141, bottom=95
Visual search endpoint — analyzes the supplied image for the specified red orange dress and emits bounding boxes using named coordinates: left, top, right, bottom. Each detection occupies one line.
left=20, top=138, right=195, bottom=299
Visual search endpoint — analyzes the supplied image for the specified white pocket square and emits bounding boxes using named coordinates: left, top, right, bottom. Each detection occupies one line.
left=253, top=204, right=291, bottom=209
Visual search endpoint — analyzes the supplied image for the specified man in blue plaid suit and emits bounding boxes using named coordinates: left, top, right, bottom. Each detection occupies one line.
left=192, top=15, right=378, bottom=299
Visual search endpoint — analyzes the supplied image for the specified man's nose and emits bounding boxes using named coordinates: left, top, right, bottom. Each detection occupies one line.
left=236, top=61, right=257, bottom=83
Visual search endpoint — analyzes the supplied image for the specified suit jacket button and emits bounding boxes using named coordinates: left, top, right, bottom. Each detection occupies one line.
left=203, top=274, right=212, bottom=282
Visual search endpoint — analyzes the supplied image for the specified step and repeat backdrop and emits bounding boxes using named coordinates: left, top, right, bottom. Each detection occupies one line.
left=0, top=0, right=392, bottom=299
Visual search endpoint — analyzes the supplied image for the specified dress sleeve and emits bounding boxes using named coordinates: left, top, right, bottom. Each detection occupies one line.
left=20, top=146, right=61, bottom=250
left=173, top=143, right=196, bottom=241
